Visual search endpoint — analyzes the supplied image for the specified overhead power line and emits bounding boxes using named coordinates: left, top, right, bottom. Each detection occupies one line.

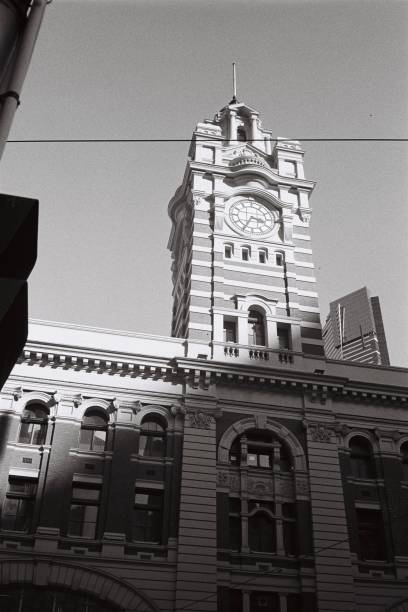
left=5, top=137, right=408, bottom=143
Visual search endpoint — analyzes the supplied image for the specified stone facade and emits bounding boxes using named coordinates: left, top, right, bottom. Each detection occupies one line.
left=0, top=101, right=407, bottom=612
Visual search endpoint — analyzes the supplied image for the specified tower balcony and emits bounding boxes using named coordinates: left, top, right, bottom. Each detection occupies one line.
left=214, top=342, right=297, bottom=367
left=229, top=154, right=268, bottom=170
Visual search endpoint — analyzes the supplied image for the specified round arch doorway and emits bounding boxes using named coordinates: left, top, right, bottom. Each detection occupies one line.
left=0, top=585, right=120, bottom=612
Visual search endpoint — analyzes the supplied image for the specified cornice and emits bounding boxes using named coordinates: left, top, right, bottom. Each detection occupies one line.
left=12, top=343, right=408, bottom=406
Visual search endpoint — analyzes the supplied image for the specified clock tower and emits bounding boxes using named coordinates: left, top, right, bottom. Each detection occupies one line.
left=168, top=98, right=324, bottom=363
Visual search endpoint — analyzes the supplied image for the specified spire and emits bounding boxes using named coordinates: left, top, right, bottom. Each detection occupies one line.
left=230, top=61, right=238, bottom=104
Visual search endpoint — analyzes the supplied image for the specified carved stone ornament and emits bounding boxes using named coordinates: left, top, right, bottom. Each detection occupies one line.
left=295, top=476, right=309, bottom=496
left=188, top=411, right=214, bottom=430
left=276, top=478, right=294, bottom=498
left=248, top=479, right=273, bottom=496
left=217, top=471, right=229, bottom=487
left=310, top=423, right=332, bottom=443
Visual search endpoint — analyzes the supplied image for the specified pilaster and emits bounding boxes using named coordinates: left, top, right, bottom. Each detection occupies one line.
left=304, top=404, right=356, bottom=612
left=175, top=401, right=218, bottom=612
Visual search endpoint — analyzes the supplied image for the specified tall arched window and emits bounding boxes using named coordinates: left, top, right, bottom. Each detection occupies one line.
left=18, top=403, right=48, bottom=445
left=248, top=309, right=265, bottom=346
left=79, top=409, right=108, bottom=452
left=349, top=436, right=375, bottom=479
left=139, top=416, right=167, bottom=458
left=401, top=442, right=408, bottom=480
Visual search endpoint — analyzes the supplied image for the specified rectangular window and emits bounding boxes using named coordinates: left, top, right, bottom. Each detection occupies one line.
left=258, top=250, right=267, bottom=264
left=356, top=508, right=387, bottom=560
left=2, top=478, right=37, bottom=532
left=78, top=428, right=106, bottom=452
left=275, top=252, right=284, bottom=266
left=223, top=320, right=237, bottom=343
left=224, top=245, right=232, bottom=259
left=242, top=248, right=249, bottom=261
left=277, top=324, right=291, bottom=350
left=67, top=485, right=100, bottom=539
left=133, top=489, right=163, bottom=543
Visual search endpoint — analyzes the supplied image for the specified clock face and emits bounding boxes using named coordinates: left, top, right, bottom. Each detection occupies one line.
left=229, top=200, right=275, bottom=236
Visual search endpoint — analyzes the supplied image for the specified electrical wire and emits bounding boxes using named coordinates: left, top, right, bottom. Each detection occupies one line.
left=5, top=138, right=408, bottom=143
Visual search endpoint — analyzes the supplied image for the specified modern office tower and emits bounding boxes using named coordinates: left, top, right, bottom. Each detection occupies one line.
left=0, top=98, right=407, bottom=612
left=323, top=287, right=390, bottom=365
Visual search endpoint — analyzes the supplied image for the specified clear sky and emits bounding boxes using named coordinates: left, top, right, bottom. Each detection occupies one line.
left=1, top=0, right=407, bottom=367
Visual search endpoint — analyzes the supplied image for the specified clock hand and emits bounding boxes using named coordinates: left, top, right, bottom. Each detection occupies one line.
left=243, top=215, right=257, bottom=229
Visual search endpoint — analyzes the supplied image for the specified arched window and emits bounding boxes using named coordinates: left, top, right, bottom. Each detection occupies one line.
left=18, top=403, right=48, bottom=445
left=401, top=442, right=408, bottom=480
left=139, top=416, right=167, bottom=458
left=79, top=409, right=108, bottom=452
left=248, top=509, right=276, bottom=553
left=229, top=430, right=293, bottom=472
left=237, top=126, right=246, bottom=142
left=349, top=436, right=375, bottom=479
left=248, top=309, right=265, bottom=346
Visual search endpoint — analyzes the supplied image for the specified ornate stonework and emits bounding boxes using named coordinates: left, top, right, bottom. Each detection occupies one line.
left=188, top=411, right=214, bottom=429
left=309, top=423, right=333, bottom=443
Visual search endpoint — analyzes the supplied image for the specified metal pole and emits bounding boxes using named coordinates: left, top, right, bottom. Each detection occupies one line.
left=0, top=0, right=49, bottom=161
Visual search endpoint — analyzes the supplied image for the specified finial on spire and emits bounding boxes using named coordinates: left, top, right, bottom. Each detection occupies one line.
left=230, top=62, right=238, bottom=104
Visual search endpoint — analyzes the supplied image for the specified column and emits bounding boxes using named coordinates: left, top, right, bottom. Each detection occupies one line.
left=229, top=110, right=237, bottom=143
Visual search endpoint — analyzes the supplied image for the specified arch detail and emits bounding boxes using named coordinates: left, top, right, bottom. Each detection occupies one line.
left=15, top=392, right=54, bottom=416
left=218, top=416, right=307, bottom=471
left=235, top=293, right=277, bottom=316
left=135, top=405, right=170, bottom=428
left=344, top=430, right=379, bottom=452
left=397, top=437, right=408, bottom=453
left=0, top=559, right=159, bottom=612
left=79, top=398, right=112, bottom=421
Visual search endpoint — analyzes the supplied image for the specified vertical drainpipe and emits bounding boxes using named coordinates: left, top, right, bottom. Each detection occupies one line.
left=0, top=0, right=50, bottom=161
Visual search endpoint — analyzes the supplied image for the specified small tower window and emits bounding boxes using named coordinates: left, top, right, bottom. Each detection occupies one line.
left=275, top=252, right=284, bottom=266
left=258, top=250, right=267, bottom=264
left=237, top=126, right=246, bottom=142
left=223, top=319, right=237, bottom=343
left=242, top=247, right=250, bottom=261
left=248, top=309, right=265, bottom=346
left=277, top=324, right=291, bottom=350
left=224, top=244, right=232, bottom=259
